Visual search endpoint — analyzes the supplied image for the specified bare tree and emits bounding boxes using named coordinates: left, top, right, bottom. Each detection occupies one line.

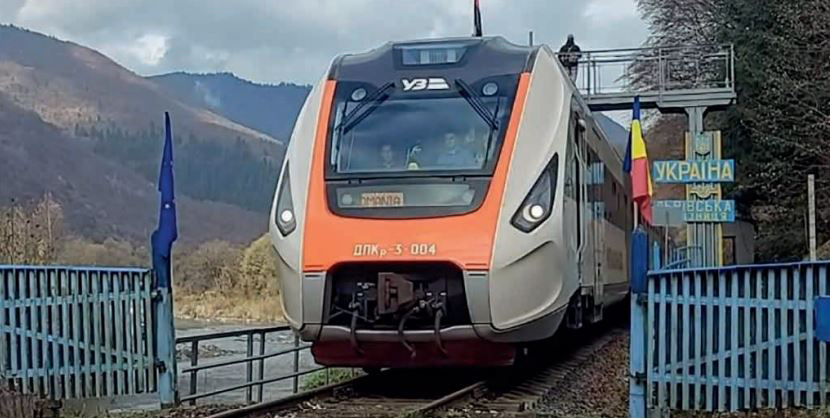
left=0, top=194, right=64, bottom=264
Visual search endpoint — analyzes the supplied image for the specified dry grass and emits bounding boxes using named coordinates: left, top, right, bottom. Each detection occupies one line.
left=172, top=234, right=284, bottom=323
left=174, top=291, right=284, bottom=324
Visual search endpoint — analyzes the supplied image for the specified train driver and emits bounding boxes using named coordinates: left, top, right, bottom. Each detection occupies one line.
left=379, top=143, right=401, bottom=170
left=437, top=132, right=478, bottom=169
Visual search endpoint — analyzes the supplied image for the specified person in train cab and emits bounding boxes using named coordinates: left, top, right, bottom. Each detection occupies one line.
left=558, top=34, right=581, bottom=81
left=406, top=144, right=422, bottom=170
left=463, top=128, right=487, bottom=167
left=437, top=132, right=477, bottom=168
left=379, top=143, right=400, bottom=170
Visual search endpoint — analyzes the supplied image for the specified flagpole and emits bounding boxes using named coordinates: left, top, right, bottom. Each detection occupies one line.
left=633, top=202, right=639, bottom=229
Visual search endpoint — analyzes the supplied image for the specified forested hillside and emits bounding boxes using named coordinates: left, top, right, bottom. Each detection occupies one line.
left=150, top=72, right=310, bottom=141
left=0, top=25, right=284, bottom=217
left=0, top=94, right=265, bottom=245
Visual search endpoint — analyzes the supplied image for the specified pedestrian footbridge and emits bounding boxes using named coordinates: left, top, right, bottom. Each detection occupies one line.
left=565, top=44, right=737, bottom=113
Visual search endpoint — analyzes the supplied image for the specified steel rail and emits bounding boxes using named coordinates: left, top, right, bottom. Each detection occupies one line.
left=203, top=372, right=375, bottom=418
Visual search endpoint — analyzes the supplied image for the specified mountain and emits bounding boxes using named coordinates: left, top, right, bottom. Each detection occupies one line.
left=0, top=93, right=265, bottom=245
left=0, top=26, right=277, bottom=146
left=0, top=24, right=284, bottom=214
left=149, top=72, right=310, bottom=141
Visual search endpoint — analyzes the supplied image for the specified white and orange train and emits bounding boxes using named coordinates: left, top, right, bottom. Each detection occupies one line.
left=270, top=36, right=632, bottom=368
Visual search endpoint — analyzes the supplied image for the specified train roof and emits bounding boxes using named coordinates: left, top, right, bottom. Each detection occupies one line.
left=328, top=36, right=540, bottom=80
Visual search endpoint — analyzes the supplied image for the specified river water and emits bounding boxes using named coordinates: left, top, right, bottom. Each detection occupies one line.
left=111, top=319, right=320, bottom=412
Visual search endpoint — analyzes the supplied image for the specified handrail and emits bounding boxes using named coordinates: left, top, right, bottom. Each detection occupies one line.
left=0, top=264, right=151, bottom=273
left=176, top=325, right=290, bottom=344
left=180, top=344, right=308, bottom=374
left=555, top=43, right=736, bottom=104
left=175, top=326, right=319, bottom=406
left=179, top=366, right=326, bottom=403
left=556, top=43, right=734, bottom=55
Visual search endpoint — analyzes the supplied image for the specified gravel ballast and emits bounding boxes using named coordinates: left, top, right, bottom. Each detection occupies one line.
left=536, top=330, right=629, bottom=418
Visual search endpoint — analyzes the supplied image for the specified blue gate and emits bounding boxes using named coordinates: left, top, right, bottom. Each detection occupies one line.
left=0, top=266, right=158, bottom=400
left=631, top=258, right=830, bottom=415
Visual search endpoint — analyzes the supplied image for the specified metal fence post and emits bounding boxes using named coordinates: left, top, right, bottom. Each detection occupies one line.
left=293, top=335, right=300, bottom=393
left=630, top=227, right=648, bottom=418
left=189, top=341, right=198, bottom=405
left=257, top=331, right=266, bottom=403
left=652, top=241, right=662, bottom=271
left=246, top=333, right=253, bottom=404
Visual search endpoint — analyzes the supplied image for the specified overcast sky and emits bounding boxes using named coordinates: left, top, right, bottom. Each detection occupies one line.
left=1, top=0, right=649, bottom=85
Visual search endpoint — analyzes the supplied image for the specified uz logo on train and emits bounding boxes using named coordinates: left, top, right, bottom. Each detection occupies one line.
left=401, top=77, right=450, bottom=91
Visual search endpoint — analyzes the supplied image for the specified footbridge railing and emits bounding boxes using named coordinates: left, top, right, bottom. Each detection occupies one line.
left=564, top=44, right=737, bottom=111
left=630, top=257, right=830, bottom=416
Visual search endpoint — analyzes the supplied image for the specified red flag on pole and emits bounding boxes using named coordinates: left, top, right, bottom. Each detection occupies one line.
left=473, top=0, right=482, bottom=37
left=624, top=96, right=653, bottom=226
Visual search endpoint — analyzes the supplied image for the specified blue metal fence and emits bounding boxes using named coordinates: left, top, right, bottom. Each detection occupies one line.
left=631, top=260, right=830, bottom=415
left=0, top=265, right=157, bottom=401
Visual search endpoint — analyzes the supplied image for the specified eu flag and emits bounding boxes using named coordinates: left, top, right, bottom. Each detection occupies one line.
left=152, top=112, right=178, bottom=267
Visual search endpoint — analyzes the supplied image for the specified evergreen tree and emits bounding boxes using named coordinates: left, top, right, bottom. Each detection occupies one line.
left=634, top=0, right=830, bottom=260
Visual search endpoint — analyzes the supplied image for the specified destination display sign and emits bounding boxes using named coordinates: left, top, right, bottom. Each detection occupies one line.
left=653, top=160, right=735, bottom=183
left=655, top=200, right=736, bottom=223
left=360, top=192, right=404, bottom=207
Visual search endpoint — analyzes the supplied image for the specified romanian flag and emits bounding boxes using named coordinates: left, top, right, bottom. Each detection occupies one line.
left=623, top=96, right=653, bottom=225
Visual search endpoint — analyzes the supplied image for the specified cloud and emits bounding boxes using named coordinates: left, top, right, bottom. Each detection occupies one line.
left=2, top=0, right=649, bottom=84
left=119, top=33, right=169, bottom=66
left=583, top=0, right=639, bottom=23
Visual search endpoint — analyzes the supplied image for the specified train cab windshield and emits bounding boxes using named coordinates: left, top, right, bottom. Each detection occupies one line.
left=324, top=74, right=519, bottom=218
left=327, top=75, right=518, bottom=178
left=322, top=37, right=528, bottom=218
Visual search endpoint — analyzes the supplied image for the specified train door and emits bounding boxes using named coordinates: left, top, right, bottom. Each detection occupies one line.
left=564, top=118, right=579, bottom=287
left=576, top=118, right=594, bottom=293
left=566, top=112, right=597, bottom=329
left=588, top=144, right=605, bottom=323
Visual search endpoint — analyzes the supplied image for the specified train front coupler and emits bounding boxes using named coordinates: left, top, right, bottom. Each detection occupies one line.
left=341, top=272, right=449, bottom=357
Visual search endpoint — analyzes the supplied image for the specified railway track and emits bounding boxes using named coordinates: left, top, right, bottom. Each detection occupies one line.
left=207, top=321, right=625, bottom=418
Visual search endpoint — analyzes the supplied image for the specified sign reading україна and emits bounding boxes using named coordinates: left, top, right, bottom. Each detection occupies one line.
left=652, top=160, right=735, bottom=183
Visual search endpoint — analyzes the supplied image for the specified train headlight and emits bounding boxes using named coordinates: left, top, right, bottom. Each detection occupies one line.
left=275, top=163, right=296, bottom=236
left=511, top=154, right=558, bottom=233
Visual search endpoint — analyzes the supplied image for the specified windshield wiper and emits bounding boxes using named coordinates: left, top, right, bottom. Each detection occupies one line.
left=454, top=79, right=498, bottom=130
left=338, top=82, right=395, bottom=135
